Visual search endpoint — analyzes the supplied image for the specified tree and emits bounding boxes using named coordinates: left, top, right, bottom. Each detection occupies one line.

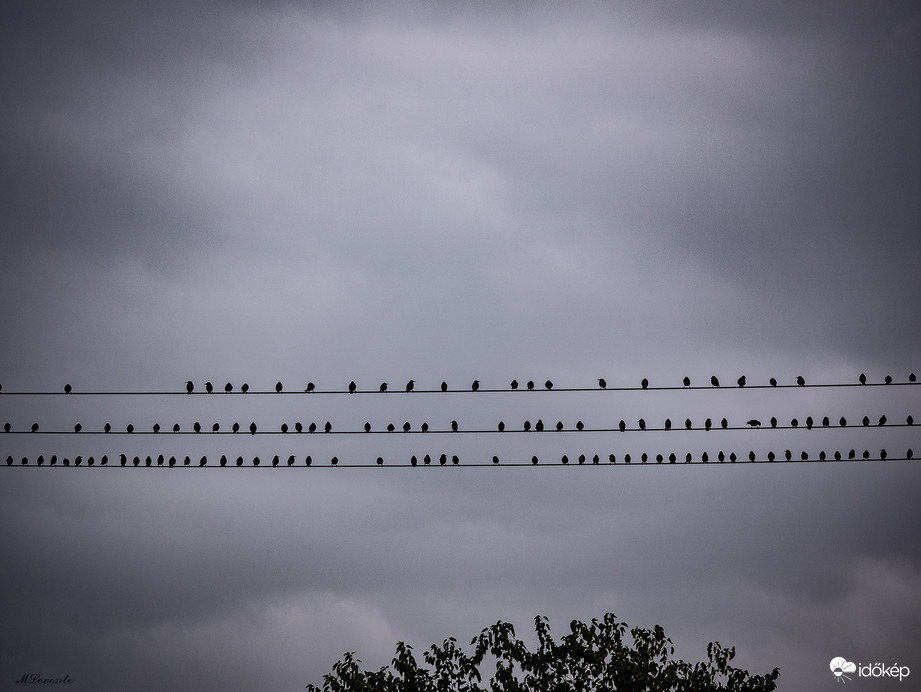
left=305, top=613, right=779, bottom=692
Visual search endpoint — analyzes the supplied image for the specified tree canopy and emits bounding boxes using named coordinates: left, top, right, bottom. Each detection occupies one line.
left=305, top=612, right=779, bottom=692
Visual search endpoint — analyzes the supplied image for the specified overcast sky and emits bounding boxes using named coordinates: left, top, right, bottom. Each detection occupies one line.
left=1, top=2, right=920, bottom=691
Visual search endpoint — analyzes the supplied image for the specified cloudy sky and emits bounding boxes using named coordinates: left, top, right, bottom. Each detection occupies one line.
left=1, top=1, right=919, bottom=690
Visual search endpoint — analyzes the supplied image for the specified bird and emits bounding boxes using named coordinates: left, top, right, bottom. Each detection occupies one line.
left=376, top=457, right=383, bottom=466
left=556, top=421, right=563, bottom=432
left=510, top=379, right=519, bottom=390
left=421, top=422, right=428, bottom=432
left=638, top=418, right=646, bottom=431
left=785, top=449, right=792, bottom=461
left=770, top=417, right=778, bottom=428
left=527, top=380, right=535, bottom=390
left=423, top=455, right=432, bottom=465
left=685, top=453, right=692, bottom=463
left=685, top=418, right=692, bottom=430
left=325, top=421, right=332, bottom=433
left=523, top=420, right=531, bottom=432
left=664, top=418, right=672, bottom=430
left=236, top=456, right=243, bottom=466
left=910, top=373, right=917, bottom=383
left=3, top=423, right=9, bottom=432
left=275, top=381, right=283, bottom=393
left=641, top=378, right=648, bottom=390
left=127, top=423, right=135, bottom=433
left=878, top=415, right=887, bottom=426
left=331, top=456, right=338, bottom=466
left=579, top=454, right=587, bottom=464
left=721, top=418, right=728, bottom=429
left=309, top=422, right=317, bottom=433
left=206, top=382, right=213, bottom=393
left=822, top=416, right=830, bottom=427
left=225, top=382, right=233, bottom=392
left=801, top=451, right=809, bottom=461
left=406, top=380, right=414, bottom=392
left=593, top=455, right=600, bottom=465
left=441, top=381, right=448, bottom=392
left=240, top=383, right=249, bottom=393
left=609, top=454, right=616, bottom=464
left=859, top=373, right=867, bottom=385
left=152, top=423, right=160, bottom=433
left=598, top=378, right=606, bottom=389
left=839, top=417, right=847, bottom=427
left=545, top=380, right=553, bottom=390
left=533, top=456, right=540, bottom=465
left=718, top=451, right=725, bottom=462
left=348, top=381, right=357, bottom=393
left=492, top=456, right=499, bottom=465
left=880, top=449, right=887, bottom=461
left=271, top=455, right=279, bottom=467
left=907, top=449, right=914, bottom=459
left=535, top=419, right=544, bottom=432
left=64, top=384, right=72, bottom=394
left=295, top=422, right=303, bottom=433
left=683, top=376, right=691, bottom=387
left=576, top=421, right=584, bottom=431
left=862, top=450, right=870, bottom=460
left=625, top=454, right=633, bottom=464
left=746, top=419, right=761, bottom=428
left=705, top=418, right=712, bottom=431
left=769, top=377, right=777, bottom=387
left=31, top=423, right=38, bottom=433
left=618, top=420, right=626, bottom=432
left=848, top=449, right=856, bottom=459
left=669, top=453, right=677, bottom=464
left=232, top=422, right=240, bottom=433
left=37, top=455, right=44, bottom=466
left=452, top=455, right=459, bottom=466
left=451, top=420, right=459, bottom=432
left=74, top=423, right=82, bottom=433
left=411, top=456, right=418, bottom=467
left=710, top=376, right=720, bottom=387
left=862, top=416, right=870, bottom=427
left=749, top=451, right=756, bottom=462
left=834, top=451, right=841, bottom=461
left=382, top=423, right=391, bottom=433
left=250, top=422, right=257, bottom=435
left=186, top=380, right=194, bottom=393
left=806, top=416, right=813, bottom=430
left=364, top=422, right=371, bottom=433
left=737, top=375, right=746, bottom=387
left=380, top=382, right=388, bottom=392
left=796, top=375, right=806, bottom=386
left=106, top=423, right=112, bottom=433
left=791, top=418, right=799, bottom=428
left=403, top=422, right=411, bottom=433
left=472, top=380, right=480, bottom=391
left=885, top=375, right=893, bottom=385
left=287, top=455, right=296, bottom=466
left=440, top=454, right=447, bottom=466
left=767, top=451, right=775, bottom=462
left=281, top=423, right=288, bottom=433
left=305, top=382, right=315, bottom=392
left=908, top=415, right=914, bottom=426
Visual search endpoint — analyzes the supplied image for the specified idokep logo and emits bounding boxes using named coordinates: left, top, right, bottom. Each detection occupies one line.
left=830, top=657, right=911, bottom=683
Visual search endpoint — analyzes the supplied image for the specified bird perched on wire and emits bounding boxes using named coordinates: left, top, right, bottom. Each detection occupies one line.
left=769, top=378, right=777, bottom=387
left=710, top=376, right=720, bottom=387
left=545, top=380, right=553, bottom=390
left=186, top=381, right=194, bottom=393
left=31, top=423, right=39, bottom=432
left=638, top=418, right=646, bottom=431
left=275, top=381, right=283, bottom=393
left=641, top=378, right=648, bottom=390
left=403, top=422, right=411, bottom=432
left=683, top=376, right=691, bottom=387
left=325, top=421, right=332, bottom=433
left=380, top=382, right=388, bottom=392
left=527, top=380, right=535, bottom=390
left=451, top=420, right=459, bottom=432
left=737, top=375, right=746, bottom=387
left=305, top=382, right=315, bottom=392
left=510, top=379, right=519, bottom=390
left=498, top=421, right=506, bottom=432
left=250, top=422, right=257, bottom=435
left=598, top=378, right=606, bottom=389
left=74, top=423, right=82, bottom=433
left=664, top=418, right=671, bottom=431
left=309, top=422, right=317, bottom=433
left=885, top=375, right=892, bottom=384
left=705, top=418, right=712, bottom=431
left=859, top=373, right=867, bottom=385
left=406, top=380, right=414, bottom=392
left=806, top=417, right=813, bottom=430
left=225, top=382, right=233, bottom=392
left=721, top=418, right=728, bottom=429
left=619, top=420, right=626, bottom=432
left=796, top=375, right=806, bottom=386
left=535, top=419, right=544, bottom=432
left=556, top=421, right=563, bottom=432
left=523, top=420, right=531, bottom=432
left=64, top=383, right=72, bottom=393
left=232, top=422, right=240, bottom=433
left=348, top=381, right=357, bottom=393
left=206, top=382, right=213, bottom=393
left=241, top=383, right=249, bottom=393
left=472, top=380, right=480, bottom=391
left=441, top=381, right=448, bottom=392
left=746, top=419, right=761, bottom=428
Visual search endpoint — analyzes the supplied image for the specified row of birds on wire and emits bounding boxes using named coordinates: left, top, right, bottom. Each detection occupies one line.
left=4, top=413, right=914, bottom=435
left=4, top=448, right=916, bottom=467
left=1, top=371, right=918, bottom=395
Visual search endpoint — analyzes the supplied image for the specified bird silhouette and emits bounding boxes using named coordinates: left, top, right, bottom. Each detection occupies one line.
left=348, top=381, right=357, bottom=393
left=403, top=422, right=411, bottom=432
left=325, top=421, right=332, bottom=433
left=749, top=451, right=756, bottom=462
left=534, top=456, right=540, bottom=465
left=250, top=422, right=257, bottom=435
left=593, top=455, right=600, bottom=465
left=705, top=418, right=712, bottom=431
left=64, top=384, right=72, bottom=394
left=770, top=417, right=778, bottom=428
left=618, top=420, right=626, bottom=432
left=598, top=378, right=606, bottom=389
left=908, top=415, right=914, bottom=426
left=791, top=418, right=799, bottom=428
left=710, top=376, right=720, bottom=387
left=885, top=375, right=892, bottom=385
left=236, top=456, right=243, bottom=466
left=127, top=423, right=135, bottom=433
left=785, top=450, right=792, bottom=461
left=421, top=422, right=429, bottom=432
left=878, top=415, right=887, bottom=426
left=275, top=381, right=283, bottom=393
left=451, top=420, right=459, bottom=432
left=834, top=451, right=841, bottom=460
left=281, top=423, right=288, bottom=433
left=746, top=419, right=761, bottom=428
left=452, top=455, right=459, bottom=466
left=721, top=418, right=728, bottom=429
left=38, top=455, right=44, bottom=466
left=910, top=373, right=917, bottom=383
left=106, top=423, right=113, bottom=433
left=241, top=383, right=249, bottom=393
left=641, top=378, right=648, bottom=390
left=683, top=376, right=691, bottom=387
left=625, top=454, right=632, bottom=464
left=638, top=418, right=646, bottom=430
left=4, top=422, right=11, bottom=432
left=406, top=380, right=414, bottom=392
left=186, top=381, right=194, bottom=393
left=440, top=454, right=447, bottom=465
left=225, top=382, right=233, bottom=392
left=74, top=423, right=82, bottom=433
left=295, top=422, right=303, bottom=433
left=556, top=421, right=563, bottom=432
left=288, top=455, right=296, bottom=466
left=364, top=422, right=371, bottom=432
left=767, top=451, right=775, bottom=462
left=737, top=375, right=746, bottom=387
left=806, top=417, right=813, bottom=430
left=492, top=456, right=499, bottom=465
left=387, top=423, right=395, bottom=433
left=862, top=416, right=870, bottom=427
left=527, top=380, right=535, bottom=390
left=545, top=380, right=553, bottom=390
left=576, top=421, right=584, bottom=431
left=669, top=453, right=677, bottom=464
left=498, top=421, right=506, bottom=432
left=535, top=419, right=544, bottom=432
left=424, top=455, right=432, bottom=465
left=880, top=449, right=887, bottom=460
left=309, top=422, right=317, bottom=433
left=31, top=423, right=38, bottom=433
left=609, top=454, right=616, bottom=463
left=380, top=382, right=388, bottom=392
left=656, top=454, right=663, bottom=464
left=822, top=416, right=830, bottom=427
left=848, top=449, right=856, bottom=459
left=686, top=453, right=692, bottom=463
left=376, top=457, right=383, bottom=466
left=272, top=455, right=279, bottom=467
left=718, top=451, right=725, bottom=462
left=232, top=422, right=240, bottom=433
left=472, top=380, right=480, bottom=391
left=411, top=456, right=418, bottom=467
left=510, top=379, right=519, bottom=390
left=441, top=381, right=448, bottom=392
left=331, top=456, right=338, bottom=466
left=664, top=418, right=671, bottom=431
left=818, top=451, right=827, bottom=461
left=862, top=450, right=870, bottom=459
left=907, top=449, right=914, bottom=459
left=152, top=423, right=160, bottom=433
left=859, top=373, right=867, bottom=385
left=729, top=452, right=737, bottom=462
left=796, top=375, right=806, bottom=386
left=685, top=418, right=692, bottom=430
left=769, top=377, right=777, bottom=387
left=839, top=417, right=847, bottom=427
left=801, top=451, right=808, bottom=461
left=206, top=382, right=213, bottom=393
left=523, top=420, right=531, bottom=432
left=305, top=382, right=315, bottom=392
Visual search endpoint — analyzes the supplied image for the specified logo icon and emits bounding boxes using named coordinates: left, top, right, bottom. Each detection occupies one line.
left=830, top=657, right=856, bottom=683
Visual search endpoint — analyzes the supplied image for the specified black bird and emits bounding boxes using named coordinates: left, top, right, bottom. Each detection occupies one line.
left=173, top=423, right=180, bottom=432
left=885, top=375, right=893, bottom=385
left=907, top=415, right=914, bottom=426
left=153, top=423, right=160, bottom=433
left=749, top=451, right=756, bottom=462
left=822, top=416, right=830, bottom=427
left=834, top=451, right=841, bottom=461
left=451, top=420, right=459, bottom=432
left=380, top=382, right=388, bottom=392
left=423, top=455, right=431, bottom=465
left=533, top=456, right=540, bottom=465
left=669, top=453, right=677, bottom=464
left=225, top=382, right=233, bottom=392
left=348, top=381, right=357, bottom=393
left=232, top=422, right=240, bottom=433
left=848, top=449, right=856, bottom=459
left=250, top=422, right=257, bottom=435
left=206, top=382, right=213, bottom=393
left=403, top=422, right=411, bottom=432
left=305, top=382, right=315, bottom=392
left=331, top=456, right=338, bottom=466
left=386, top=423, right=395, bottom=433
left=579, top=454, right=586, bottom=464
left=770, top=417, right=778, bottom=428
left=127, top=423, right=135, bottom=433
left=791, top=418, right=799, bottom=428
left=729, top=452, right=737, bottom=462
left=784, top=449, right=792, bottom=461
left=295, top=422, right=303, bottom=433
left=235, top=456, right=243, bottom=466
left=182, top=456, right=189, bottom=466
left=31, top=423, right=38, bottom=433
left=106, top=423, right=113, bottom=433
left=718, top=451, right=725, bottom=462
left=119, top=454, right=126, bottom=466
left=281, top=423, right=288, bottom=433
left=441, top=381, right=448, bottom=392
left=2, top=423, right=8, bottom=432
left=638, top=418, right=646, bottom=431
left=406, top=380, right=414, bottom=392
left=472, top=380, right=480, bottom=391
left=240, top=383, right=249, bottom=393
left=421, top=422, right=429, bottom=432
left=411, top=456, right=418, bottom=467
left=309, top=422, right=317, bottom=433
left=364, top=422, right=371, bottom=433
left=859, top=373, right=867, bottom=385
left=806, top=417, right=813, bottom=430
left=492, top=456, right=499, bottom=465
left=641, top=378, right=648, bottom=390
left=878, top=415, right=887, bottom=426
left=376, top=457, right=383, bottom=466
left=440, top=454, right=447, bottom=465
left=287, top=455, right=295, bottom=466
left=686, top=453, right=692, bottom=463
left=907, top=449, right=914, bottom=459
left=862, top=416, right=870, bottom=427
left=609, top=454, right=616, bottom=463
left=862, top=449, right=870, bottom=459
left=796, top=375, right=806, bottom=386
left=625, top=454, right=632, bottom=464
left=250, top=456, right=259, bottom=466
left=705, top=418, right=712, bottom=431
left=720, top=418, right=728, bottom=429
left=598, top=378, right=606, bottom=389
left=840, top=417, right=847, bottom=427
left=64, top=384, right=72, bottom=394
left=527, top=380, right=535, bottom=390
left=685, top=418, right=692, bottom=430
left=737, top=375, right=746, bottom=387
left=556, top=421, right=563, bottom=432
left=275, top=381, right=283, bottom=393
left=746, top=419, right=761, bottom=428
left=593, top=455, right=600, bottom=465
left=272, top=456, right=279, bottom=467
left=523, top=420, right=531, bottom=432
left=767, top=451, right=775, bottom=462
left=186, top=380, right=194, bottom=393
left=618, top=420, right=626, bottom=432
left=535, top=419, right=544, bottom=432
left=769, top=377, right=777, bottom=387
left=545, top=380, right=553, bottom=390
left=710, top=376, right=720, bottom=387
left=683, top=376, right=691, bottom=387
left=910, top=373, right=917, bottom=383
left=880, top=449, right=887, bottom=461
left=655, top=454, right=663, bottom=463
left=37, top=455, right=44, bottom=465
left=324, top=421, right=332, bottom=433
left=510, top=379, right=519, bottom=390
left=74, top=423, right=82, bottom=433
left=801, top=451, right=809, bottom=461
left=576, top=421, right=584, bottom=431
